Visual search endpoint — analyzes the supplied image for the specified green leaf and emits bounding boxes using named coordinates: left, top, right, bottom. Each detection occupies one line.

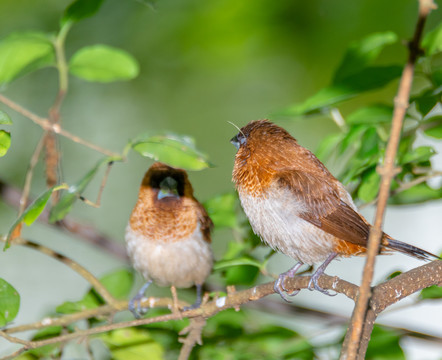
left=132, top=133, right=211, bottom=171
left=401, top=146, right=435, bottom=165
left=390, top=182, right=442, bottom=204
left=420, top=285, right=442, bottom=300
left=69, top=45, right=139, bottom=83
left=5, top=186, right=57, bottom=249
left=0, top=130, right=11, bottom=157
left=0, top=110, right=12, bottom=125
left=23, top=189, right=53, bottom=226
left=98, top=269, right=134, bottom=300
left=357, top=168, right=380, bottom=202
left=334, top=32, right=398, bottom=82
left=0, top=278, right=20, bottom=326
left=346, top=105, right=393, bottom=125
left=412, top=89, right=440, bottom=116
left=56, top=292, right=99, bottom=314
left=424, top=124, right=442, bottom=139
left=365, top=325, right=405, bottom=360
left=204, top=192, right=238, bottom=229
left=27, top=326, right=62, bottom=358
left=62, top=0, right=105, bottom=26
left=214, top=256, right=263, bottom=271
left=49, top=157, right=114, bottom=222
left=285, top=66, right=402, bottom=115
left=100, top=328, right=164, bottom=360
left=315, top=133, right=343, bottom=162
left=0, top=32, right=55, bottom=85
left=422, top=22, right=442, bottom=56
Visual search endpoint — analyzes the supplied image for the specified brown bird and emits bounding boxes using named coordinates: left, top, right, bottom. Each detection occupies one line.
left=125, top=162, right=214, bottom=317
left=231, top=120, right=438, bottom=302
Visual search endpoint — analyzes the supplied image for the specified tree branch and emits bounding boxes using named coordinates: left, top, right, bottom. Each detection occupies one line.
left=0, top=94, right=121, bottom=158
left=341, top=1, right=436, bottom=359
left=1, top=259, right=440, bottom=360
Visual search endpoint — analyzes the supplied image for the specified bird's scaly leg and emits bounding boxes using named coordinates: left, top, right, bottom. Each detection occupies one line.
left=274, top=262, right=303, bottom=302
left=129, top=280, right=152, bottom=319
left=308, top=252, right=337, bottom=296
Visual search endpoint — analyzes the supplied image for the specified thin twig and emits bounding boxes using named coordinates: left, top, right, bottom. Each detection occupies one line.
left=12, top=238, right=117, bottom=306
left=79, top=161, right=114, bottom=208
left=18, top=135, right=46, bottom=215
left=178, top=317, right=206, bottom=360
left=341, top=1, right=436, bottom=359
left=1, top=260, right=440, bottom=360
left=0, top=94, right=121, bottom=158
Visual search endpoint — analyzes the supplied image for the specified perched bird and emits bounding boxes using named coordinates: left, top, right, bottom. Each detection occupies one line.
left=231, top=120, right=438, bottom=302
left=125, top=162, right=214, bottom=317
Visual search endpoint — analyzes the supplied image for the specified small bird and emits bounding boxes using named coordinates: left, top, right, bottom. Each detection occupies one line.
left=231, top=120, right=438, bottom=302
left=125, top=162, right=214, bottom=317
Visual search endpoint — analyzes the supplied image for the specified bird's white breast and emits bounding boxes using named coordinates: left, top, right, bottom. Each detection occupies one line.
left=125, top=224, right=213, bottom=288
left=238, top=185, right=336, bottom=264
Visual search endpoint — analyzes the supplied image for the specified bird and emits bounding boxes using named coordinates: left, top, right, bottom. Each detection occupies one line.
left=125, top=162, right=214, bottom=317
left=231, top=119, right=438, bottom=302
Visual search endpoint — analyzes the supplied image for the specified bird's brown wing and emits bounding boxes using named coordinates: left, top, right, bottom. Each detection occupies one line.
left=276, top=170, right=371, bottom=247
left=195, top=201, right=214, bottom=243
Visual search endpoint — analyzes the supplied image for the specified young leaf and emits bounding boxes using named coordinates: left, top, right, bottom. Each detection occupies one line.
left=365, top=325, right=405, bottom=360
left=132, top=133, right=211, bottom=170
left=424, top=124, right=442, bottom=139
left=422, top=22, right=442, bottom=56
left=346, top=105, right=393, bottom=125
left=204, top=192, right=239, bottom=229
left=5, top=186, right=57, bottom=249
left=0, top=110, right=12, bottom=125
left=61, top=0, right=105, bottom=26
left=0, top=278, right=20, bottom=326
left=56, top=292, right=99, bottom=314
left=390, top=182, right=442, bottom=204
left=214, top=256, right=263, bottom=271
left=315, top=133, right=343, bottom=162
left=99, top=328, right=164, bottom=360
left=400, top=146, right=435, bottom=165
left=357, top=168, right=381, bottom=203
left=98, top=269, right=134, bottom=300
left=0, top=32, right=55, bottom=85
left=420, top=285, right=442, bottom=300
left=69, top=45, right=139, bottom=83
left=0, top=130, right=11, bottom=157
left=49, top=157, right=113, bottom=222
left=284, top=66, right=402, bottom=115
left=334, top=32, right=398, bottom=83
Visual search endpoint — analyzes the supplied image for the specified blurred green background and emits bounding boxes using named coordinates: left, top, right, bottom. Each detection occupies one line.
left=1, top=0, right=441, bottom=358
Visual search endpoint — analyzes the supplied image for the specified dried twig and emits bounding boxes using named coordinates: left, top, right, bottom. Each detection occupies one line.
left=0, top=94, right=121, bottom=158
left=178, top=317, right=207, bottom=360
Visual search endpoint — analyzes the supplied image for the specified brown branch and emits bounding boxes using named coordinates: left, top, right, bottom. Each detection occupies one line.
left=178, top=317, right=206, bottom=360
left=341, top=1, right=436, bottom=359
left=1, top=260, right=440, bottom=360
left=11, top=238, right=118, bottom=307
left=0, top=94, right=121, bottom=158
left=0, top=180, right=128, bottom=261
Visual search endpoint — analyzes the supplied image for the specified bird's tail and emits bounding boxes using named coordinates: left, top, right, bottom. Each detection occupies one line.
left=386, top=239, right=439, bottom=261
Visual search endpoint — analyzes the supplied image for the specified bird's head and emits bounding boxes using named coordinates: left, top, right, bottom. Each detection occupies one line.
left=141, top=162, right=194, bottom=201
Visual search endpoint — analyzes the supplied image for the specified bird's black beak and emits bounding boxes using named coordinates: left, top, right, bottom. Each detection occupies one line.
left=230, top=134, right=240, bottom=150
left=158, top=177, right=179, bottom=200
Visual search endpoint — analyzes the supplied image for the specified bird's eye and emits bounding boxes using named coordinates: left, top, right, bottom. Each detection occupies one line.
left=230, top=133, right=246, bottom=150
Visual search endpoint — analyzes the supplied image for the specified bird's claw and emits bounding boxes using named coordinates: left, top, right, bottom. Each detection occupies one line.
left=274, top=274, right=300, bottom=303
left=129, top=296, right=148, bottom=319
left=308, top=276, right=337, bottom=297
